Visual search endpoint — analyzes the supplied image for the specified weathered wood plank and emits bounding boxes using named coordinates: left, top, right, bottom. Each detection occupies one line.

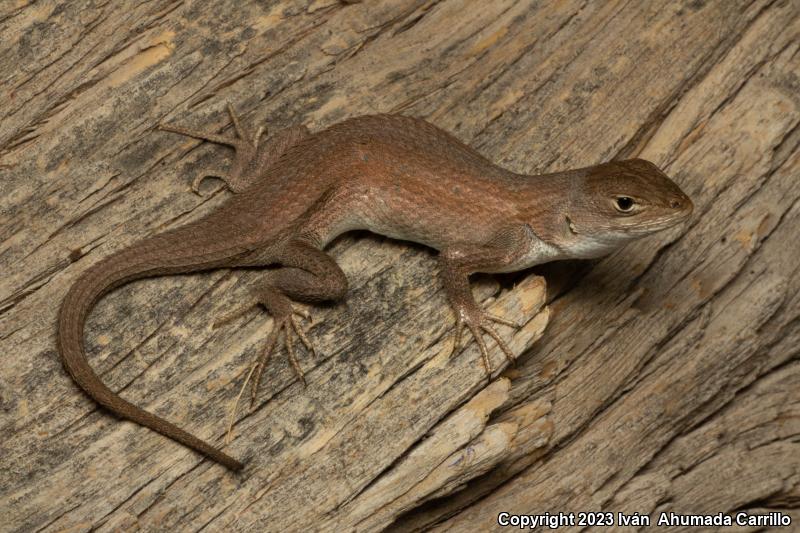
left=0, top=0, right=797, bottom=531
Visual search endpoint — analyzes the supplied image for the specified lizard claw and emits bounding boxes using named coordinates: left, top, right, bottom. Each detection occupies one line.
left=449, top=304, right=520, bottom=377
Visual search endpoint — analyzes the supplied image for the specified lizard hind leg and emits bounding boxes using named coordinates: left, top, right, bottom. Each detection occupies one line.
left=218, top=286, right=315, bottom=446
left=221, top=239, right=348, bottom=408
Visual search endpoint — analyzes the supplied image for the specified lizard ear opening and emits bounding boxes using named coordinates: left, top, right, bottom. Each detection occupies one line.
left=565, top=215, right=579, bottom=235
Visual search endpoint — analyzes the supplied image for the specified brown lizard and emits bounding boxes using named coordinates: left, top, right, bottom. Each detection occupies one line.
left=57, top=104, right=693, bottom=471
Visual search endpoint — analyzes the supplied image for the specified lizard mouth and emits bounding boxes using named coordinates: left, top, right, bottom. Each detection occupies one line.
left=629, top=211, right=692, bottom=234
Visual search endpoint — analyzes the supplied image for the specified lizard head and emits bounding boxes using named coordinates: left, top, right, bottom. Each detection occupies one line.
left=560, top=158, right=693, bottom=256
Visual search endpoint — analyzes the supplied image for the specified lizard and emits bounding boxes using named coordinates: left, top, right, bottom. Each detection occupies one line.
left=57, top=104, right=693, bottom=471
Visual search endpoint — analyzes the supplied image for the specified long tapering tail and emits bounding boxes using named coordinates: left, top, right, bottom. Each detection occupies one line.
left=58, top=229, right=248, bottom=471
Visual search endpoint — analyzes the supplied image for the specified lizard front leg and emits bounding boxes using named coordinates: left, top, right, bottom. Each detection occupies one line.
left=219, top=238, right=348, bottom=404
left=159, top=103, right=310, bottom=194
left=439, top=226, right=531, bottom=378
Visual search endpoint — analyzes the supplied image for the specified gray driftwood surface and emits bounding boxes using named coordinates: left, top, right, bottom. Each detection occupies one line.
left=1, top=1, right=798, bottom=531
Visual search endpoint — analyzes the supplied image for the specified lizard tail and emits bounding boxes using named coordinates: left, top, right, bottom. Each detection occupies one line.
left=57, top=231, right=246, bottom=471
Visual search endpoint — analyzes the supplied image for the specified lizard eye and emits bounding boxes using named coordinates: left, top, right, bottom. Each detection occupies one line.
left=614, top=196, right=635, bottom=212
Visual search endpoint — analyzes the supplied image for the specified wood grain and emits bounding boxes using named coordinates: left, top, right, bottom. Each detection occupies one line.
left=1, top=1, right=797, bottom=531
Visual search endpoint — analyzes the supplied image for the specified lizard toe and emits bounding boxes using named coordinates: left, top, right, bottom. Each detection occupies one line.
left=247, top=309, right=317, bottom=406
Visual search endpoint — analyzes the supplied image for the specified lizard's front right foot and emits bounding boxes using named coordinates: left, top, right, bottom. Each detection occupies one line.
left=449, top=302, right=522, bottom=378
left=159, top=103, right=264, bottom=195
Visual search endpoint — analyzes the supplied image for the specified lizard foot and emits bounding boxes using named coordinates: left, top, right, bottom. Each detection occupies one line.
left=222, top=306, right=314, bottom=444
left=159, top=102, right=265, bottom=195
left=214, top=300, right=314, bottom=406
left=449, top=303, right=522, bottom=378
left=249, top=310, right=314, bottom=406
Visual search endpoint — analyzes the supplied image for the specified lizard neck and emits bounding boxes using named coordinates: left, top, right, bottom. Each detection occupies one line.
left=513, top=169, right=627, bottom=259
